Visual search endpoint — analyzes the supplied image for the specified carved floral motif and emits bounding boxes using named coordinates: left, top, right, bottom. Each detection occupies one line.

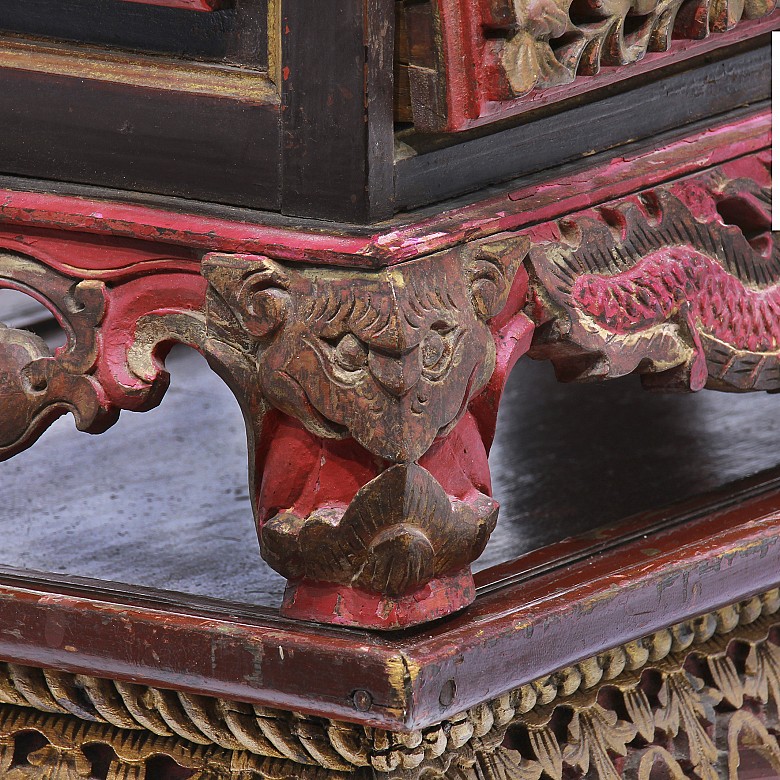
left=397, top=0, right=777, bottom=130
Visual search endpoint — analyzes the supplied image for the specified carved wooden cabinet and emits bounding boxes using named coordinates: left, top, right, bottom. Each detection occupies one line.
left=0, top=1, right=778, bottom=778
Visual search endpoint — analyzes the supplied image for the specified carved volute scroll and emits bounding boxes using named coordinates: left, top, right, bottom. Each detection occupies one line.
left=202, top=236, right=532, bottom=627
left=526, top=157, right=780, bottom=392
left=0, top=254, right=118, bottom=459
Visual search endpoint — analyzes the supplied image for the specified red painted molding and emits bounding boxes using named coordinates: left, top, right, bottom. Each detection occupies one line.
left=0, top=109, right=769, bottom=268
left=119, top=0, right=228, bottom=10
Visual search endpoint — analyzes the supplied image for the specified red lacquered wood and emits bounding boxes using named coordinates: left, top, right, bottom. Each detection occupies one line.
left=119, top=0, right=228, bottom=11
left=282, top=569, right=475, bottom=629
left=0, top=108, right=768, bottom=268
left=403, top=473, right=780, bottom=728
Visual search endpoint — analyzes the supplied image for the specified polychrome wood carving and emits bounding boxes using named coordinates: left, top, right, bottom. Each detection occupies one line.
left=527, top=153, right=780, bottom=392
left=0, top=255, right=116, bottom=459
left=0, top=135, right=775, bottom=630
left=397, top=0, right=778, bottom=130
left=201, top=239, right=532, bottom=626
left=0, top=232, right=532, bottom=629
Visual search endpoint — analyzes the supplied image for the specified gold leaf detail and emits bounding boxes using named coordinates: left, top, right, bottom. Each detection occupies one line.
left=654, top=670, right=720, bottom=780
left=562, top=705, right=636, bottom=780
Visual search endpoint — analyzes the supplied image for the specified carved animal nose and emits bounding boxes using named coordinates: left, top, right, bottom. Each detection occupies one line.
left=368, top=348, right=421, bottom=397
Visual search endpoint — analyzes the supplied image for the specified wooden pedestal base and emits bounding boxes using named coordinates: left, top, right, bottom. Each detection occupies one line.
left=0, top=108, right=776, bottom=629
left=0, top=483, right=776, bottom=779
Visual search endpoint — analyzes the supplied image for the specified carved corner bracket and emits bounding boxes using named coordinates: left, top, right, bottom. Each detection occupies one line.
left=0, top=231, right=532, bottom=629
left=201, top=235, right=533, bottom=628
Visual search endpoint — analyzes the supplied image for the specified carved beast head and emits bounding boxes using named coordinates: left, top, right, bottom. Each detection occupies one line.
left=203, top=238, right=526, bottom=462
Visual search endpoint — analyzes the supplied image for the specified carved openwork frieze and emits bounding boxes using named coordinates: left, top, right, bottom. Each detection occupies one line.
left=526, top=154, right=780, bottom=392
left=396, top=0, right=777, bottom=130
left=0, top=589, right=777, bottom=779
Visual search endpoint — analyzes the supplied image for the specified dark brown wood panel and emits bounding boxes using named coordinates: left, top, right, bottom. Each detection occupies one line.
left=0, top=0, right=267, bottom=66
left=280, top=0, right=395, bottom=222
left=0, top=69, right=281, bottom=210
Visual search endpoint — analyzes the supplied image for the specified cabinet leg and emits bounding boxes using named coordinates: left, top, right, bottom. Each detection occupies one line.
left=202, top=236, right=533, bottom=628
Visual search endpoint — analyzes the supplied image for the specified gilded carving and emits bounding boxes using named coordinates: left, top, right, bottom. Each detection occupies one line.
left=497, top=0, right=777, bottom=98
left=0, top=589, right=776, bottom=779
left=527, top=173, right=780, bottom=392
left=201, top=238, right=530, bottom=620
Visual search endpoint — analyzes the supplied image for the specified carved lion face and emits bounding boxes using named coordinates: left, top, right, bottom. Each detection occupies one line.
left=204, top=238, right=525, bottom=462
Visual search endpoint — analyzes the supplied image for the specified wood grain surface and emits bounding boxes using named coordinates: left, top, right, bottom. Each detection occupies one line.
left=0, top=0, right=254, bottom=62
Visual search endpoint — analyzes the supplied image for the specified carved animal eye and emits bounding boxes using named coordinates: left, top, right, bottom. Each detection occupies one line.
left=421, top=331, right=445, bottom=369
left=333, top=333, right=368, bottom=371
left=421, top=323, right=456, bottom=378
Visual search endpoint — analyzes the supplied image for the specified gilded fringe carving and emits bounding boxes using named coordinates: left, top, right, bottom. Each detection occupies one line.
left=0, top=589, right=777, bottom=779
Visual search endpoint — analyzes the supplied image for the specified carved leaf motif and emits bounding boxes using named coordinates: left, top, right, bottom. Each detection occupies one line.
left=0, top=736, right=14, bottom=774
left=527, top=725, right=562, bottom=778
left=621, top=686, right=655, bottom=743
left=637, top=747, right=688, bottom=780
left=24, top=744, right=93, bottom=780
left=471, top=747, right=543, bottom=780
left=562, top=705, right=637, bottom=780
left=726, top=710, right=780, bottom=780
left=105, top=760, right=147, bottom=780
left=654, top=670, right=721, bottom=780
left=706, top=652, right=744, bottom=709
left=744, top=639, right=780, bottom=711
left=492, top=0, right=774, bottom=100
left=262, top=463, right=498, bottom=596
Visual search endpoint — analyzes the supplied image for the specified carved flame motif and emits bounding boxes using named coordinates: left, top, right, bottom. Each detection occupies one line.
left=529, top=191, right=780, bottom=392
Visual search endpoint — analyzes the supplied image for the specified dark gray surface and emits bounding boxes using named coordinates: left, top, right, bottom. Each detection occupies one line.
left=1, top=342, right=778, bottom=608
left=0, top=290, right=60, bottom=330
